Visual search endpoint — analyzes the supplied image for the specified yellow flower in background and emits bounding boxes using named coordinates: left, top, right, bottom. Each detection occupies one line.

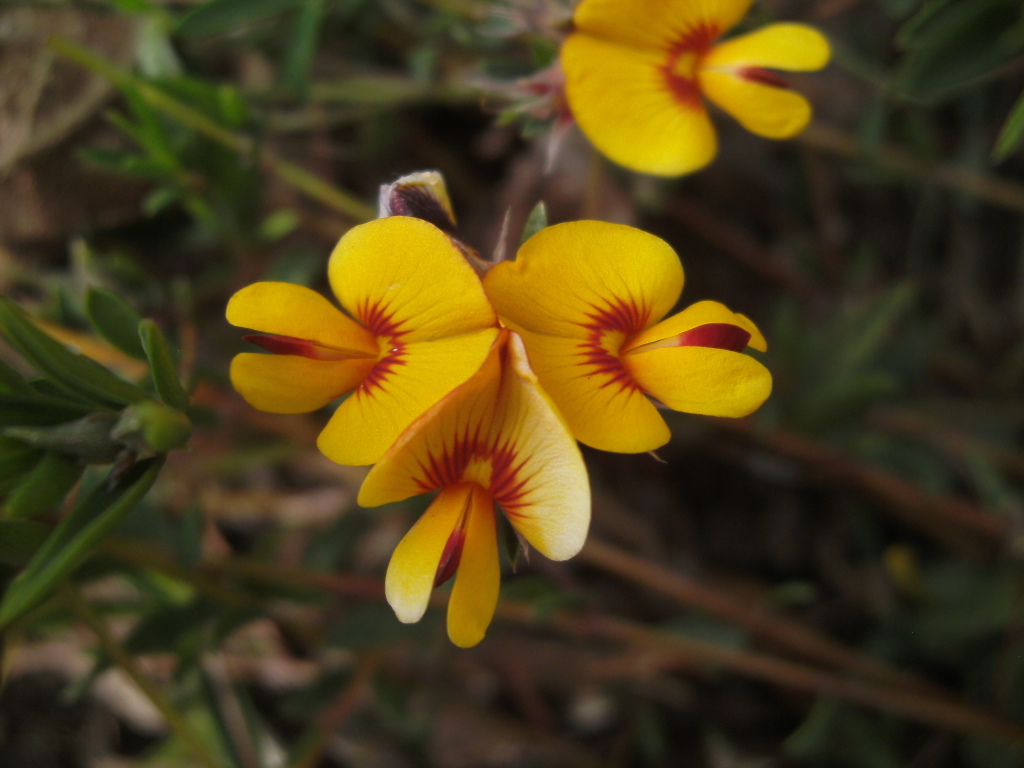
left=227, top=216, right=498, bottom=466
left=359, top=330, right=590, bottom=648
left=560, top=0, right=831, bottom=175
left=484, top=221, right=771, bottom=453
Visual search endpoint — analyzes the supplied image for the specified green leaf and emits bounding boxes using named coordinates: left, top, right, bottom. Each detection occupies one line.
left=0, top=360, right=31, bottom=396
left=0, top=520, right=51, bottom=567
left=85, top=288, right=148, bottom=361
left=0, top=391, right=95, bottom=427
left=282, top=0, right=324, bottom=95
left=0, top=299, right=148, bottom=408
left=0, top=458, right=163, bottom=628
left=177, top=0, right=304, bottom=38
left=4, top=452, right=84, bottom=519
left=520, top=201, right=548, bottom=245
left=138, top=320, right=189, bottom=411
left=992, top=89, right=1024, bottom=163
left=0, top=438, right=44, bottom=495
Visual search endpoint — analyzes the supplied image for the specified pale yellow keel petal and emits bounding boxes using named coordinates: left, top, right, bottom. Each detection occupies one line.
left=562, top=33, right=718, bottom=177
left=626, top=346, right=772, bottom=417
left=385, top=484, right=471, bottom=625
left=447, top=485, right=500, bottom=648
left=230, top=353, right=373, bottom=414
left=226, top=282, right=376, bottom=355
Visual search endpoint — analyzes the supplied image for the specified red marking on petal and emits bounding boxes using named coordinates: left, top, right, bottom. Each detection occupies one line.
left=352, top=299, right=409, bottom=396
left=738, top=67, right=790, bottom=89
left=434, top=526, right=466, bottom=587
left=662, top=23, right=720, bottom=108
left=676, top=323, right=751, bottom=351
left=243, top=334, right=373, bottom=361
left=577, top=297, right=650, bottom=393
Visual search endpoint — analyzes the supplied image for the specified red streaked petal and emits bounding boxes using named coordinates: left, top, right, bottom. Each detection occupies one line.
left=623, top=300, right=766, bottom=353
left=434, top=523, right=467, bottom=587
left=230, top=353, right=375, bottom=414
left=625, top=323, right=751, bottom=354
left=243, top=334, right=376, bottom=361
left=447, top=484, right=500, bottom=648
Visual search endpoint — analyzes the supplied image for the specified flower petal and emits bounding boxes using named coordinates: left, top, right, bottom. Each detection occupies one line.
left=447, top=484, right=500, bottom=648
left=572, top=0, right=753, bottom=51
left=359, top=331, right=591, bottom=561
left=699, top=69, right=812, bottom=139
left=625, top=346, right=772, bottom=417
left=704, top=23, right=831, bottom=72
left=327, top=216, right=496, bottom=344
left=485, top=221, right=683, bottom=340
left=385, top=484, right=471, bottom=625
left=230, top=353, right=374, bottom=414
left=512, top=328, right=670, bottom=454
left=226, top=282, right=376, bottom=356
left=317, top=328, right=499, bottom=466
left=623, top=300, right=767, bottom=353
left=561, top=33, right=717, bottom=176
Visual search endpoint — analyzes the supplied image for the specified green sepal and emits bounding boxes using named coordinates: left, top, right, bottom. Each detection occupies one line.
left=0, top=458, right=163, bottom=629
left=4, top=452, right=85, bottom=519
left=138, top=320, right=189, bottom=411
left=84, top=288, right=147, bottom=360
left=111, top=400, right=193, bottom=455
left=0, top=299, right=148, bottom=408
left=3, top=412, right=123, bottom=465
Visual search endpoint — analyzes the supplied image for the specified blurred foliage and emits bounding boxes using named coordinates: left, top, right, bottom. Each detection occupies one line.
left=1, top=0, right=1024, bottom=767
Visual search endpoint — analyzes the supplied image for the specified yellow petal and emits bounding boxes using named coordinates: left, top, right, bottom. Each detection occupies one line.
left=360, top=332, right=591, bottom=561
left=385, top=484, right=471, bottom=625
left=561, top=33, right=717, bottom=176
left=699, top=69, right=812, bottom=139
left=625, top=346, right=772, bottom=418
left=327, top=217, right=496, bottom=344
left=447, top=485, right=500, bottom=648
left=226, top=282, right=376, bottom=356
left=230, top=353, right=374, bottom=414
left=318, top=328, right=499, bottom=466
left=623, top=300, right=767, bottom=353
left=511, top=328, right=670, bottom=454
left=704, top=23, right=831, bottom=72
left=485, top=221, right=683, bottom=340
left=572, top=0, right=752, bottom=51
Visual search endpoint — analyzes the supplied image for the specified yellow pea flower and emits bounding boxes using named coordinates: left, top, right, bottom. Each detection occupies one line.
left=227, top=216, right=499, bottom=466
left=484, top=221, right=771, bottom=453
left=561, top=0, right=831, bottom=175
left=358, top=330, right=590, bottom=648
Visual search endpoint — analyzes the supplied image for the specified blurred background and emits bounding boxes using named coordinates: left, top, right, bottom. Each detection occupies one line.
left=2, top=0, right=1024, bottom=766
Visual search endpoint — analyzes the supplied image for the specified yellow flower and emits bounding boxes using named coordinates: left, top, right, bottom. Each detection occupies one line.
left=484, top=221, right=771, bottom=453
left=560, top=0, right=831, bottom=175
left=227, top=216, right=498, bottom=466
left=358, top=330, right=590, bottom=647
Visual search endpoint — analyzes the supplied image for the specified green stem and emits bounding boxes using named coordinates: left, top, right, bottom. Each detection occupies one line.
left=48, top=37, right=376, bottom=222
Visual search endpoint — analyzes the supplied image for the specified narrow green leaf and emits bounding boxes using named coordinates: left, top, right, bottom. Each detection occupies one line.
left=0, top=458, right=163, bottom=628
left=0, top=360, right=31, bottom=396
left=520, top=201, right=548, bottom=245
left=138, top=320, right=189, bottom=411
left=0, top=520, right=51, bottom=567
left=282, top=0, right=324, bottom=95
left=4, top=452, right=85, bottom=519
left=0, top=392, right=94, bottom=428
left=85, top=289, right=147, bottom=360
left=0, top=438, right=44, bottom=495
left=177, top=0, right=303, bottom=38
left=0, top=299, right=148, bottom=408
left=993, top=89, right=1024, bottom=163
